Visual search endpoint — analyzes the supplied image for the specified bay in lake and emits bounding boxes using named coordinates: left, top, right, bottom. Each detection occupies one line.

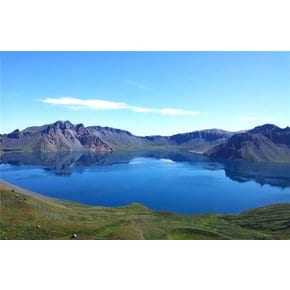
left=1, top=151, right=290, bottom=214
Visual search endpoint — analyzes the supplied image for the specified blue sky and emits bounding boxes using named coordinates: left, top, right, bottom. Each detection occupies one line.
left=1, top=52, right=289, bottom=136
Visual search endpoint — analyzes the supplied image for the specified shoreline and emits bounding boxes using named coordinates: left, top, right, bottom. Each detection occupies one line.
left=0, top=179, right=55, bottom=202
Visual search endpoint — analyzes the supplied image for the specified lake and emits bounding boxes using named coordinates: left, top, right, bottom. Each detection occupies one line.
left=1, top=151, right=290, bottom=214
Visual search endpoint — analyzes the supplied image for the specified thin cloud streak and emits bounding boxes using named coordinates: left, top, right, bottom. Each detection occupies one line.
left=240, top=115, right=258, bottom=121
left=41, top=97, right=200, bottom=117
left=124, top=79, right=151, bottom=90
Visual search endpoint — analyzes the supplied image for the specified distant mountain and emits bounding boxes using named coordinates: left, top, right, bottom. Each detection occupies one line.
left=0, top=120, right=234, bottom=153
left=206, top=124, right=290, bottom=162
left=169, top=129, right=233, bottom=152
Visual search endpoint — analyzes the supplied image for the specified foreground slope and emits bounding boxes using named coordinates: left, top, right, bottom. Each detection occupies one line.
left=1, top=182, right=289, bottom=240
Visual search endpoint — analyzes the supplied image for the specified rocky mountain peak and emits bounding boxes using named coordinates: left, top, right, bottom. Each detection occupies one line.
left=7, top=129, right=21, bottom=138
left=250, top=124, right=280, bottom=134
left=52, top=120, right=74, bottom=130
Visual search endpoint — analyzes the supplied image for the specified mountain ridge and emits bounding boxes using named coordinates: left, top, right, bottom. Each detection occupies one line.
left=0, top=120, right=235, bottom=153
left=205, top=124, right=290, bottom=163
left=1, top=121, right=290, bottom=163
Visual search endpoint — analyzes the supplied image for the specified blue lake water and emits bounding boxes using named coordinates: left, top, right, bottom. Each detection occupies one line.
left=1, top=151, right=290, bottom=214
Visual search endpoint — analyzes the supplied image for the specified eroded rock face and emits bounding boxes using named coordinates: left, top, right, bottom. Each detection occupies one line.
left=79, top=134, right=113, bottom=153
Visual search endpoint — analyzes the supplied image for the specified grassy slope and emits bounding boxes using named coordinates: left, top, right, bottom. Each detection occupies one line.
left=1, top=185, right=289, bottom=240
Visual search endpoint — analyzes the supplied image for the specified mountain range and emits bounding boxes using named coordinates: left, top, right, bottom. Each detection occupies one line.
left=1, top=121, right=289, bottom=163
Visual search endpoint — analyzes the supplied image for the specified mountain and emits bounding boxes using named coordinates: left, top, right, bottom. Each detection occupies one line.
left=86, top=126, right=150, bottom=150
left=169, top=129, right=233, bottom=152
left=0, top=120, right=234, bottom=153
left=0, top=121, right=113, bottom=153
left=206, top=124, right=290, bottom=162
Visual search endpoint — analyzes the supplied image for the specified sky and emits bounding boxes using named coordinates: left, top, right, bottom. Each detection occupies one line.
left=1, top=51, right=289, bottom=136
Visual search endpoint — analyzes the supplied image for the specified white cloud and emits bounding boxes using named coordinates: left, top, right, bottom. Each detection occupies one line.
left=42, top=97, right=127, bottom=110
left=41, top=97, right=200, bottom=117
left=159, top=108, right=199, bottom=116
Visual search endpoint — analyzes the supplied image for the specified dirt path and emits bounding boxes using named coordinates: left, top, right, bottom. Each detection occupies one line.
left=137, top=227, right=145, bottom=240
left=132, top=223, right=145, bottom=240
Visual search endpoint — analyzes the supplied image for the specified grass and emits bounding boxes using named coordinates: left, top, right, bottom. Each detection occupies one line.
left=1, top=184, right=289, bottom=240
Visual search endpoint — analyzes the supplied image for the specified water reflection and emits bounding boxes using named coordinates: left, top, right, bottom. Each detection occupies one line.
left=221, top=161, right=290, bottom=189
left=1, top=151, right=290, bottom=188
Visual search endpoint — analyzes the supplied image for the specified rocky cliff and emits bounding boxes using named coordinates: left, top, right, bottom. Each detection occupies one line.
left=0, top=121, right=112, bottom=153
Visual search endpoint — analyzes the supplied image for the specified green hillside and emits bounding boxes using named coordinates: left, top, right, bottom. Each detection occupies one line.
left=1, top=184, right=289, bottom=240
